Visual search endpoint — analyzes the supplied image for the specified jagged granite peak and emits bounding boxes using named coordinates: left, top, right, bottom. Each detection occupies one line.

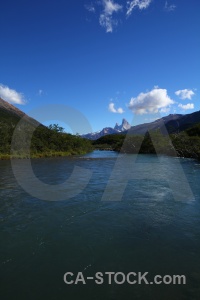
left=82, top=111, right=200, bottom=140
left=114, top=118, right=131, bottom=131
left=82, top=119, right=131, bottom=140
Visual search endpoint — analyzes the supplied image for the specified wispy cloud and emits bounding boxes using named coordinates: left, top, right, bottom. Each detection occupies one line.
left=126, top=0, right=152, bottom=17
left=0, top=84, right=26, bottom=105
left=128, top=88, right=174, bottom=114
left=99, top=0, right=122, bottom=33
left=160, top=107, right=170, bottom=114
left=85, top=3, right=96, bottom=13
left=175, top=89, right=195, bottom=100
left=108, top=102, right=124, bottom=113
left=178, top=103, right=194, bottom=110
left=38, top=89, right=44, bottom=96
left=85, top=0, right=174, bottom=32
left=164, top=1, right=176, bottom=12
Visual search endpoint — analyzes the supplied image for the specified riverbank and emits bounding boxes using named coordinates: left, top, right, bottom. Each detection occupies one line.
left=0, top=150, right=92, bottom=160
left=92, top=130, right=200, bottom=160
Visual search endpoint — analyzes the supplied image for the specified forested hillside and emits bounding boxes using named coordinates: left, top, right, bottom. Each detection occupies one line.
left=0, top=98, right=93, bottom=158
left=93, top=124, right=200, bottom=160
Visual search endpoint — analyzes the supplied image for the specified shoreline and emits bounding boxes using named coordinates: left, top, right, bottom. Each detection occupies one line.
left=0, top=149, right=198, bottom=161
left=0, top=150, right=92, bottom=160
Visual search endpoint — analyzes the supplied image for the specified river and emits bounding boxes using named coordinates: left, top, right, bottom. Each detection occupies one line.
left=1, top=151, right=200, bottom=299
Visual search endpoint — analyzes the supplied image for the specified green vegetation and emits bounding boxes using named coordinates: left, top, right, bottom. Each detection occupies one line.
left=0, top=111, right=93, bottom=159
left=93, top=133, right=126, bottom=151
left=1, top=102, right=200, bottom=160
left=93, top=124, right=200, bottom=160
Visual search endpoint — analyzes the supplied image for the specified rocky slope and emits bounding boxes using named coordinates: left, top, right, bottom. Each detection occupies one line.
left=0, top=97, right=40, bottom=126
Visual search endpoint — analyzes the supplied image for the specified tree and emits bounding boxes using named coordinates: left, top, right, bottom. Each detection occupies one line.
left=48, top=124, right=65, bottom=133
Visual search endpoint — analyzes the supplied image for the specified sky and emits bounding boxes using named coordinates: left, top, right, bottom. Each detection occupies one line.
left=0, top=0, right=200, bottom=134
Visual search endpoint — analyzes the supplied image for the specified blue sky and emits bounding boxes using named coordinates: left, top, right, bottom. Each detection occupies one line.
left=0, top=0, right=199, bottom=133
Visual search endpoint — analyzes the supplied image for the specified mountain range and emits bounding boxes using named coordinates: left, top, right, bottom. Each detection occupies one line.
left=82, top=111, right=200, bottom=140
left=82, top=118, right=131, bottom=140
left=128, top=112, right=200, bottom=136
left=1, top=96, right=200, bottom=142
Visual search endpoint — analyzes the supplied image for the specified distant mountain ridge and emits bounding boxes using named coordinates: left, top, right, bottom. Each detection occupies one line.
left=83, top=111, right=200, bottom=140
left=128, top=114, right=183, bottom=135
left=128, top=111, right=200, bottom=135
left=82, top=118, right=131, bottom=140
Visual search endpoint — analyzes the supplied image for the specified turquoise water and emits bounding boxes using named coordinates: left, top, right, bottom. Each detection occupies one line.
left=1, top=151, right=200, bottom=299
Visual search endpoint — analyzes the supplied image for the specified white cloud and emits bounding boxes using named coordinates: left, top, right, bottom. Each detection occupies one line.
left=0, top=84, right=26, bottom=105
left=175, top=89, right=195, bottom=100
left=85, top=3, right=96, bottom=13
left=99, top=0, right=122, bottom=32
left=164, top=1, right=176, bottom=12
left=178, top=103, right=194, bottom=110
left=38, top=89, right=44, bottom=96
left=126, top=0, right=152, bottom=17
left=85, top=0, right=153, bottom=32
left=103, top=0, right=122, bottom=15
left=108, top=102, right=124, bottom=113
left=128, top=88, right=174, bottom=114
left=160, top=107, right=170, bottom=114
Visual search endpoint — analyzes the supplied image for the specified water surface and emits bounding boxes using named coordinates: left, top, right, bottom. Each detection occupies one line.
left=1, top=151, right=200, bottom=299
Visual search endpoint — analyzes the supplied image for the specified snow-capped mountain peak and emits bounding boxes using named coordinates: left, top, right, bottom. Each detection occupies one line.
left=82, top=119, right=131, bottom=140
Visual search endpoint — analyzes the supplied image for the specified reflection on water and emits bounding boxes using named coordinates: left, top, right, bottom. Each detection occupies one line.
left=1, top=151, right=200, bottom=299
